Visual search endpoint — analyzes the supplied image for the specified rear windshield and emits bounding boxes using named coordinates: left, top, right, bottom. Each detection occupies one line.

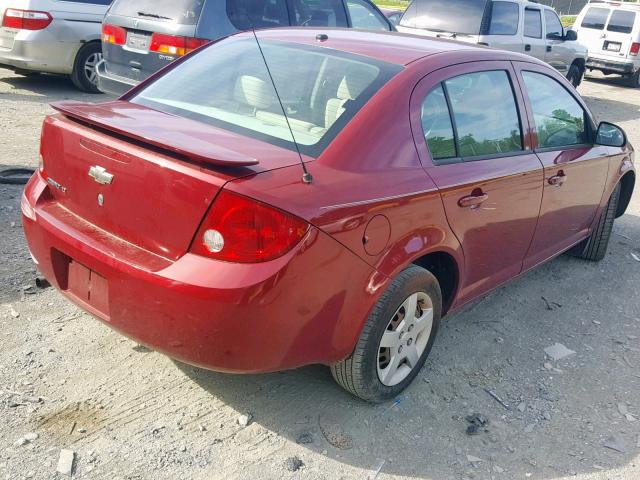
left=109, top=0, right=204, bottom=25
left=580, top=7, right=610, bottom=30
left=131, top=37, right=401, bottom=158
left=400, top=0, right=489, bottom=35
left=607, top=10, right=636, bottom=34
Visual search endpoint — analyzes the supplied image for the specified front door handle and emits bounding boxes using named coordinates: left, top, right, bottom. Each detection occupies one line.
left=546, top=45, right=552, bottom=52
left=525, top=44, right=531, bottom=52
left=458, top=190, right=489, bottom=209
left=548, top=170, right=567, bottom=187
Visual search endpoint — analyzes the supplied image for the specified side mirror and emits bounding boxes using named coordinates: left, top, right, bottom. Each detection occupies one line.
left=596, top=122, right=626, bottom=148
left=564, top=29, right=578, bottom=41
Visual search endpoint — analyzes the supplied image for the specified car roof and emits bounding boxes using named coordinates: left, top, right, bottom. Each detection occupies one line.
left=247, top=28, right=489, bottom=66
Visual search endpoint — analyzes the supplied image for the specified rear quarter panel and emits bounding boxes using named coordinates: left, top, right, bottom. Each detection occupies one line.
left=222, top=64, right=464, bottom=356
left=227, top=63, right=464, bottom=307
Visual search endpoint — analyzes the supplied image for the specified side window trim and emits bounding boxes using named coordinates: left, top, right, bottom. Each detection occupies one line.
left=423, top=69, right=528, bottom=165
left=516, top=66, right=595, bottom=151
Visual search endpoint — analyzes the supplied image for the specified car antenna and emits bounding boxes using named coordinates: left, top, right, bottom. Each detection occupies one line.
left=249, top=28, right=313, bottom=184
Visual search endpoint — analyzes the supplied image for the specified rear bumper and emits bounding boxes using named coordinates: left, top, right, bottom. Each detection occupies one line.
left=0, top=31, right=78, bottom=74
left=586, top=57, right=636, bottom=74
left=95, top=60, right=137, bottom=96
left=22, top=172, right=382, bottom=373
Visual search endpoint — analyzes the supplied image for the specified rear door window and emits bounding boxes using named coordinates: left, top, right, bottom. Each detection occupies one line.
left=227, top=0, right=290, bottom=29
left=421, top=70, right=523, bottom=162
left=544, top=9, right=563, bottom=38
left=132, top=37, right=401, bottom=157
left=580, top=7, right=610, bottom=30
left=607, top=10, right=636, bottom=34
left=290, top=0, right=348, bottom=27
left=524, top=8, right=542, bottom=38
left=445, top=71, right=523, bottom=157
left=346, top=0, right=390, bottom=30
left=489, top=1, right=519, bottom=35
left=521, top=71, right=588, bottom=149
left=109, top=0, right=204, bottom=24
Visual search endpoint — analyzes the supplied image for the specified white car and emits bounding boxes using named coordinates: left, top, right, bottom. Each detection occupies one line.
left=573, top=0, right=640, bottom=88
left=0, top=0, right=111, bottom=92
left=397, top=0, right=588, bottom=87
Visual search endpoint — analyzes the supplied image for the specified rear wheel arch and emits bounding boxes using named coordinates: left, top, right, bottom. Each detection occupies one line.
left=616, top=171, right=635, bottom=218
left=411, top=251, right=459, bottom=314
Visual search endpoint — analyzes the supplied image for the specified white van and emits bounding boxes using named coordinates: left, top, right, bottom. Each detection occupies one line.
left=573, top=1, right=640, bottom=87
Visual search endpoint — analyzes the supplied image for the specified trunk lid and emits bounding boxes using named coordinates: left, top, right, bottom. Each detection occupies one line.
left=41, top=100, right=303, bottom=260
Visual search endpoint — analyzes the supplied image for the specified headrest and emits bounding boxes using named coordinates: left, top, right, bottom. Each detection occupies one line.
left=337, top=65, right=378, bottom=101
left=234, top=75, right=275, bottom=110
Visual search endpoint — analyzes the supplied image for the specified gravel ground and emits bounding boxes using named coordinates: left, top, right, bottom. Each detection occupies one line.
left=1, top=69, right=639, bottom=480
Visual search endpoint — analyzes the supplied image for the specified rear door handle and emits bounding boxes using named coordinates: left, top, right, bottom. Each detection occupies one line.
left=458, top=191, right=489, bottom=208
left=525, top=44, right=531, bottom=52
left=548, top=171, right=567, bottom=187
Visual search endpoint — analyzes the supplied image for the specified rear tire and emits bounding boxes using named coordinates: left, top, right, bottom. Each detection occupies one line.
left=574, top=183, right=621, bottom=262
left=626, top=69, right=640, bottom=88
left=330, top=265, right=441, bottom=403
left=567, top=62, right=584, bottom=88
left=71, top=42, right=103, bottom=93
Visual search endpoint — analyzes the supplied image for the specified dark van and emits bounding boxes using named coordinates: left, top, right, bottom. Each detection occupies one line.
left=96, top=0, right=394, bottom=95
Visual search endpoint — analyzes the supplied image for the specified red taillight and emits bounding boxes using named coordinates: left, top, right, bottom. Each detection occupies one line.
left=101, top=24, right=126, bottom=45
left=191, top=191, right=309, bottom=263
left=149, top=33, right=209, bottom=56
left=2, top=8, right=52, bottom=30
left=631, top=42, right=640, bottom=56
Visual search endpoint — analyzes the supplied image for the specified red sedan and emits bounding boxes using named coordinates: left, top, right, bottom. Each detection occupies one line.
left=22, top=28, right=635, bottom=402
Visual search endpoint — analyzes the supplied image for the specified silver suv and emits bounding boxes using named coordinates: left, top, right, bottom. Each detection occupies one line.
left=0, top=0, right=112, bottom=92
left=397, top=0, right=588, bottom=87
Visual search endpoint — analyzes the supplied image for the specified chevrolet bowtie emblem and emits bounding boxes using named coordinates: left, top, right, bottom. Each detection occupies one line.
left=88, top=166, right=114, bottom=185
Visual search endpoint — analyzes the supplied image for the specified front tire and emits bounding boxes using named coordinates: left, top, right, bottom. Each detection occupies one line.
left=574, top=183, right=621, bottom=261
left=567, top=62, right=584, bottom=88
left=71, top=42, right=103, bottom=93
left=331, top=265, right=441, bottom=403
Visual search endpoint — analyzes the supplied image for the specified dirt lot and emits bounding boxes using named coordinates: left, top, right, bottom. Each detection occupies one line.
left=1, top=69, right=639, bottom=480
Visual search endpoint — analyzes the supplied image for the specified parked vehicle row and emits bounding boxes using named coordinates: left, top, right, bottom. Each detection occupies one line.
left=0, top=0, right=394, bottom=93
left=22, top=28, right=635, bottom=401
left=97, top=0, right=394, bottom=95
left=1, top=0, right=639, bottom=92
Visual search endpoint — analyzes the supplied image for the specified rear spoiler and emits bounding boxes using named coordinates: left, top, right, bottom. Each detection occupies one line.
left=50, top=101, right=259, bottom=167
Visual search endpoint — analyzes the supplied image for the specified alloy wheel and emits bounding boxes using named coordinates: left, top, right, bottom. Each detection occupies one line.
left=84, top=52, right=102, bottom=86
left=377, top=291, right=434, bottom=387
